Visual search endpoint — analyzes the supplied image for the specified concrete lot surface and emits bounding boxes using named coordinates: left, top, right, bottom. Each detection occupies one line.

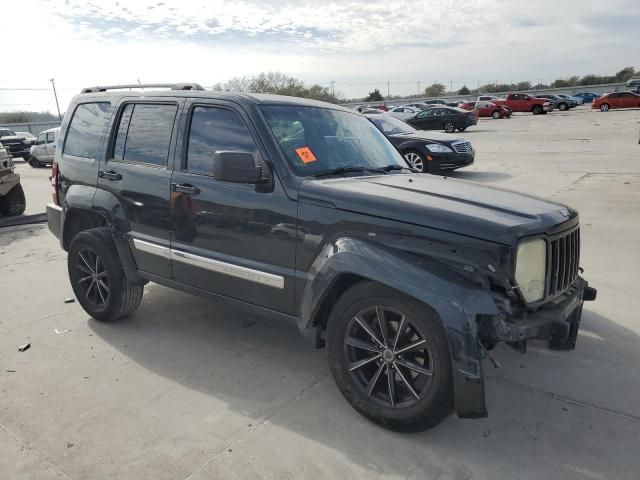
left=1, top=107, right=639, bottom=479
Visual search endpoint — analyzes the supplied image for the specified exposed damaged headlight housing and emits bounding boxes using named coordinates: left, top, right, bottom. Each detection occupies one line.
left=515, top=238, right=546, bottom=303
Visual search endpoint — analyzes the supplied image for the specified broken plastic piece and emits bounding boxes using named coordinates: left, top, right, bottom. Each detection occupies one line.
left=18, top=343, right=31, bottom=352
left=54, top=329, right=71, bottom=335
left=64, top=298, right=76, bottom=304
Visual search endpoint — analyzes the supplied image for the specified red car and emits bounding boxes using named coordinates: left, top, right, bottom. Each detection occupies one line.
left=592, top=92, right=640, bottom=111
left=459, top=101, right=511, bottom=119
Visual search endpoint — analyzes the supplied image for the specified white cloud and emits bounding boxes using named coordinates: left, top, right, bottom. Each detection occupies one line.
left=1, top=0, right=638, bottom=111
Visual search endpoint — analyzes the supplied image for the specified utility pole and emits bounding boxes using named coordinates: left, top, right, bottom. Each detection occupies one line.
left=450, top=80, right=453, bottom=93
left=330, top=80, right=335, bottom=98
left=417, top=81, right=421, bottom=95
left=49, top=78, right=62, bottom=121
left=386, top=81, right=390, bottom=99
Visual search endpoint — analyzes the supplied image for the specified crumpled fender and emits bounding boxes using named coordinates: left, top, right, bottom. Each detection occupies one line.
left=299, top=237, right=499, bottom=419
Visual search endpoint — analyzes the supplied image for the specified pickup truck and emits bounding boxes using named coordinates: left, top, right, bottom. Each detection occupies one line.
left=489, top=93, right=553, bottom=114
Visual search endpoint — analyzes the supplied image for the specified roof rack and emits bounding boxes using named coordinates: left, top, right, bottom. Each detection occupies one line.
left=80, top=83, right=205, bottom=94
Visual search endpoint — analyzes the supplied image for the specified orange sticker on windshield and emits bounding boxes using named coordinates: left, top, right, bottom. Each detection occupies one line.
left=295, top=146, right=317, bottom=164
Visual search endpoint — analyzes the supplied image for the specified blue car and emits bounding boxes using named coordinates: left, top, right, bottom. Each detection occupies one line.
left=574, top=92, right=601, bottom=103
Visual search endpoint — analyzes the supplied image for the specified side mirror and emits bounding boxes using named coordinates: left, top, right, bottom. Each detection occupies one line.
left=213, top=151, right=263, bottom=184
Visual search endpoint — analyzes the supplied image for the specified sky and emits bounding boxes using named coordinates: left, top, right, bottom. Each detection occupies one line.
left=1, top=0, right=639, bottom=113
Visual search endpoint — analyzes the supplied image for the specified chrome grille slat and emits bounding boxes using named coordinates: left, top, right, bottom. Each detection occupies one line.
left=451, top=141, right=472, bottom=154
left=547, top=227, right=580, bottom=298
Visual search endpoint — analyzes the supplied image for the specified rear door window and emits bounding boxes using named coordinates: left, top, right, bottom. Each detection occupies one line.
left=112, top=103, right=178, bottom=167
left=63, top=102, right=112, bottom=158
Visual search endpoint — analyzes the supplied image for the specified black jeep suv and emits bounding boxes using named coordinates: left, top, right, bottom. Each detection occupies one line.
left=46, top=83, right=596, bottom=432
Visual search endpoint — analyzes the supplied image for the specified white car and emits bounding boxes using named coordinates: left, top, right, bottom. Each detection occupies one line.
left=29, top=127, right=60, bottom=168
left=386, top=105, right=421, bottom=120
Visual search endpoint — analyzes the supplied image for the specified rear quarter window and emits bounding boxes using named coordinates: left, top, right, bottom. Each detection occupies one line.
left=63, top=102, right=111, bottom=158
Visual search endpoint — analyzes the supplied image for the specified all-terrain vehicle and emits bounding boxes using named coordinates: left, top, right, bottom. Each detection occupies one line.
left=47, top=83, right=596, bottom=431
left=0, top=142, right=26, bottom=216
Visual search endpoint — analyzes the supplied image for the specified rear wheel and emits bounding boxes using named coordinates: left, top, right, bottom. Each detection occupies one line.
left=491, top=110, right=501, bottom=119
left=68, top=227, right=144, bottom=322
left=403, top=151, right=427, bottom=173
left=600, top=103, right=610, bottom=112
left=532, top=105, right=542, bottom=115
left=29, top=157, right=41, bottom=168
left=0, top=184, right=26, bottom=216
left=444, top=121, right=455, bottom=133
left=558, top=103, right=568, bottom=111
left=327, top=282, right=453, bottom=432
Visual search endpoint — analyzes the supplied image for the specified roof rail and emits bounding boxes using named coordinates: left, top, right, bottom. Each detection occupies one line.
left=80, top=83, right=205, bottom=94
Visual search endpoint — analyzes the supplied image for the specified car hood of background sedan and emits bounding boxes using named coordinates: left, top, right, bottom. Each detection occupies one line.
left=300, top=173, right=577, bottom=245
left=389, top=131, right=465, bottom=144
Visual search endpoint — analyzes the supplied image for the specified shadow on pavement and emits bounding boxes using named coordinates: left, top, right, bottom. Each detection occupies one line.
left=88, top=283, right=640, bottom=477
left=447, top=170, right=513, bottom=182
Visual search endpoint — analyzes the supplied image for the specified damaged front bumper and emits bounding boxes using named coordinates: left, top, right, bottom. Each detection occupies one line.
left=481, top=277, right=597, bottom=351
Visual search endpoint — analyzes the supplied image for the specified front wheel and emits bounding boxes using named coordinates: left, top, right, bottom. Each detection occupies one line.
left=326, top=282, right=453, bottom=432
left=444, top=121, right=455, bottom=133
left=558, top=103, right=568, bottom=111
left=68, top=228, right=144, bottom=322
left=600, top=103, right=610, bottom=112
left=491, top=110, right=501, bottom=119
left=29, top=157, right=41, bottom=168
left=403, top=151, right=427, bottom=173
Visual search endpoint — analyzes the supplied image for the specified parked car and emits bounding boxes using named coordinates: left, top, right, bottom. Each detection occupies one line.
left=359, top=108, right=383, bottom=114
left=386, top=105, right=421, bottom=120
left=0, top=142, right=26, bottom=216
left=556, top=94, right=583, bottom=105
left=534, top=94, right=575, bottom=111
left=573, top=92, right=601, bottom=103
left=366, top=114, right=474, bottom=173
left=0, top=128, right=32, bottom=160
left=477, top=95, right=501, bottom=102
left=491, top=93, right=553, bottom=114
left=459, top=101, right=511, bottom=119
left=626, top=78, right=640, bottom=88
left=404, top=103, right=432, bottom=111
left=29, top=127, right=60, bottom=167
left=15, top=131, right=37, bottom=144
left=47, top=83, right=596, bottom=432
left=406, top=106, right=478, bottom=132
left=592, top=91, right=640, bottom=111
left=422, top=99, right=449, bottom=106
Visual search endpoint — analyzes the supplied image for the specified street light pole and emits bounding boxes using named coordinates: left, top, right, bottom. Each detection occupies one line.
left=49, top=78, right=62, bottom=121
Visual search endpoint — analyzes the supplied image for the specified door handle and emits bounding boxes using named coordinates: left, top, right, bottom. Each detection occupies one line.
left=171, top=183, right=200, bottom=195
left=98, top=170, right=122, bottom=181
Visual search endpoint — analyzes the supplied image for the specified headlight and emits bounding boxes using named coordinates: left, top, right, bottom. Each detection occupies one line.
left=425, top=144, right=452, bottom=153
left=515, top=238, right=546, bottom=303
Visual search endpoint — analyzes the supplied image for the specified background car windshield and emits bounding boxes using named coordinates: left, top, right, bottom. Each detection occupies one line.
left=261, top=105, right=405, bottom=176
left=369, top=115, right=416, bottom=135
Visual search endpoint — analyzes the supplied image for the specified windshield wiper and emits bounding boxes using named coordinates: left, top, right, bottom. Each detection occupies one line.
left=381, top=164, right=412, bottom=172
left=313, top=166, right=387, bottom=178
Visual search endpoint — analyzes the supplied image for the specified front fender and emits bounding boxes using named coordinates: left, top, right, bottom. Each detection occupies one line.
left=299, top=237, right=499, bottom=419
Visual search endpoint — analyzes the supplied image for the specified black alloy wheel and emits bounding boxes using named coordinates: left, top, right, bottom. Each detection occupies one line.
left=74, top=247, right=110, bottom=308
left=327, top=282, right=453, bottom=431
left=344, top=305, right=434, bottom=409
left=444, top=121, right=455, bottom=133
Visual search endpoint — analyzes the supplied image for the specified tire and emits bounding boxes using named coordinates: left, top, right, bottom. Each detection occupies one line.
left=457, top=127, right=467, bottom=132
left=532, top=105, right=542, bottom=115
left=0, top=183, right=26, bottom=216
left=558, top=103, right=568, bottom=111
left=403, top=151, right=427, bottom=173
left=68, top=227, right=144, bottom=322
left=600, top=103, right=610, bottom=112
left=29, top=157, right=41, bottom=168
left=491, top=110, right=501, bottom=119
left=326, top=282, right=453, bottom=432
left=444, top=121, right=455, bottom=133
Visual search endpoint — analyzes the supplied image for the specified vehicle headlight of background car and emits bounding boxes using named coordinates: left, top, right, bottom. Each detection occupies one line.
left=425, top=143, right=453, bottom=153
left=515, top=238, right=547, bottom=303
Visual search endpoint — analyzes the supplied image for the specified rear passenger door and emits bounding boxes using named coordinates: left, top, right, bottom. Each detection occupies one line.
left=44, top=130, right=57, bottom=161
left=168, top=100, right=297, bottom=314
left=97, top=99, right=182, bottom=279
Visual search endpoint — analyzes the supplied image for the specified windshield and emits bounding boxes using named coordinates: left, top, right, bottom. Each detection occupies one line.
left=368, top=115, right=416, bottom=135
left=0, top=128, right=16, bottom=138
left=261, top=105, right=406, bottom=176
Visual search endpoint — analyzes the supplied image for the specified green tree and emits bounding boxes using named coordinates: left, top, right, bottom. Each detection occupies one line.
left=365, top=89, right=384, bottom=102
left=457, top=85, right=470, bottom=95
left=424, top=83, right=446, bottom=97
left=615, top=66, right=635, bottom=82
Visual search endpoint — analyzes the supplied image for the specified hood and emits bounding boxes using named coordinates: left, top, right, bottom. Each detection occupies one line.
left=299, top=174, right=577, bottom=245
left=0, top=136, right=27, bottom=145
left=390, top=131, right=464, bottom=144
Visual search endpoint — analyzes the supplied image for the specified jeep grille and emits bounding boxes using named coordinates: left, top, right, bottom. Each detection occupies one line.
left=547, top=227, right=580, bottom=297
